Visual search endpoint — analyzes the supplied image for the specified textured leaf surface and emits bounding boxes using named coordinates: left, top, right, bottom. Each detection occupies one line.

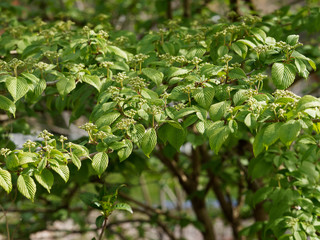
left=57, top=75, right=76, bottom=96
left=82, top=75, right=101, bottom=92
left=6, top=76, right=29, bottom=102
left=271, top=63, right=296, bottom=89
left=17, top=175, right=36, bottom=201
left=142, top=68, right=163, bottom=86
left=0, top=95, right=16, bottom=116
left=71, top=153, right=81, bottom=170
left=0, top=168, right=12, bottom=193
left=112, top=203, right=133, bottom=214
left=118, top=139, right=133, bottom=162
left=209, top=101, right=229, bottom=121
left=209, top=126, right=230, bottom=154
left=193, top=87, right=215, bottom=109
left=141, top=128, right=157, bottom=157
left=92, top=152, right=109, bottom=177
left=51, top=164, right=70, bottom=182
left=34, top=169, right=54, bottom=193
left=279, top=120, right=301, bottom=146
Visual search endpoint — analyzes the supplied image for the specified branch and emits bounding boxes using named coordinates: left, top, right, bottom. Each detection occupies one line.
left=155, top=145, right=191, bottom=192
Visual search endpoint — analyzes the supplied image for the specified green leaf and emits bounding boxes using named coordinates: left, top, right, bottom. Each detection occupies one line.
left=263, top=122, right=282, bottom=149
left=286, top=35, right=299, bottom=46
left=96, top=112, right=121, bottom=128
left=0, top=95, right=16, bottom=116
left=112, top=203, right=133, bottom=214
left=106, top=45, right=128, bottom=60
left=217, top=45, right=228, bottom=57
left=229, top=68, right=247, bottom=80
left=142, top=68, right=163, bottom=86
left=34, top=169, right=54, bottom=193
left=297, top=95, right=320, bottom=112
left=95, top=216, right=105, bottom=228
left=118, top=139, right=133, bottom=162
left=82, top=75, right=102, bottom=92
left=141, top=128, right=157, bottom=157
left=231, top=42, right=247, bottom=58
left=193, top=87, right=215, bottom=109
left=209, top=126, right=230, bottom=154
left=237, top=39, right=257, bottom=48
left=200, top=65, right=224, bottom=77
left=92, top=152, right=109, bottom=178
left=279, top=120, right=301, bottom=146
left=209, top=101, right=230, bottom=121
left=271, top=63, right=296, bottom=89
left=71, top=152, right=81, bottom=170
left=167, top=67, right=189, bottom=79
left=56, top=75, right=76, bottom=96
left=21, top=73, right=39, bottom=88
left=6, top=76, right=30, bottom=102
left=70, top=143, right=89, bottom=158
left=17, top=175, right=36, bottom=202
left=253, top=128, right=265, bottom=157
left=158, top=122, right=186, bottom=150
left=251, top=28, right=266, bottom=42
left=51, top=164, right=70, bottom=182
left=0, top=167, right=12, bottom=193
left=292, top=51, right=316, bottom=71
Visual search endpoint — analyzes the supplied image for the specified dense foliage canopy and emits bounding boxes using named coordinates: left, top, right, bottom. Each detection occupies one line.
left=1, top=1, right=320, bottom=240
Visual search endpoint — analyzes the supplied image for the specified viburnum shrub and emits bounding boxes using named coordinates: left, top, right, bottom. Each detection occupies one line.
left=0, top=12, right=320, bottom=240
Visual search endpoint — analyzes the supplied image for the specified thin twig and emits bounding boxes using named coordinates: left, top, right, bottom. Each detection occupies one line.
left=0, top=204, right=10, bottom=240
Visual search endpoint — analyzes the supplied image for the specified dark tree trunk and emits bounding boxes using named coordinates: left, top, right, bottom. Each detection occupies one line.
left=244, top=0, right=256, bottom=11
left=167, top=0, right=173, bottom=19
left=182, top=0, right=191, bottom=19
left=191, top=197, right=216, bottom=240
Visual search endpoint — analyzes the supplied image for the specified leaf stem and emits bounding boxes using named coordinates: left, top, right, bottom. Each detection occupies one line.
left=98, top=217, right=108, bottom=240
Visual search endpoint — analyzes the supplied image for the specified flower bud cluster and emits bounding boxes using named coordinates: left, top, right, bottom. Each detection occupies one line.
left=80, top=123, right=97, bottom=132
left=38, top=130, right=54, bottom=141
left=124, top=109, right=137, bottom=118
left=129, top=76, right=148, bottom=91
left=8, top=58, right=24, bottom=69
left=220, top=54, right=232, bottom=63
left=43, top=51, right=61, bottom=60
left=23, top=140, right=37, bottom=149
left=275, top=41, right=302, bottom=52
left=0, top=148, right=12, bottom=157
left=101, top=61, right=114, bottom=68
left=35, top=62, right=51, bottom=71
left=149, top=105, right=163, bottom=115
left=116, top=118, right=136, bottom=130
left=97, top=30, right=109, bottom=39
left=174, top=103, right=186, bottom=111
left=115, top=36, right=129, bottom=45
left=273, top=90, right=300, bottom=101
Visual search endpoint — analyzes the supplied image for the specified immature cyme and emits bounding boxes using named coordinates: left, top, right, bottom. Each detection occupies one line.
left=35, top=61, right=51, bottom=71
left=149, top=105, right=163, bottom=116
left=97, top=30, right=109, bottom=39
left=80, top=123, right=97, bottom=132
left=0, top=148, right=12, bottom=157
left=273, top=89, right=301, bottom=101
left=38, top=129, right=54, bottom=141
left=54, top=20, right=74, bottom=32
left=23, top=140, right=37, bottom=151
left=113, top=72, right=128, bottom=87
left=8, top=58, right=24, bottom=70
left=115, top=36, right=129, bottom=45
left=116, top=118, right=136, bottom=131
left=129, top=76, right=148, bottom=91
left=275, top=41, right=302, bottom=52
left=124, top=109, right=137, bottom=118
